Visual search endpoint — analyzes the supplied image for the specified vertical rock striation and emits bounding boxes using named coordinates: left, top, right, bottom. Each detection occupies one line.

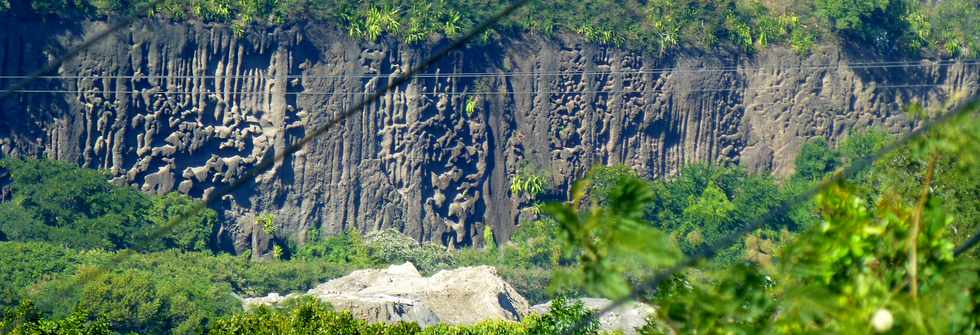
left=1, top=20, right=977, bottom=253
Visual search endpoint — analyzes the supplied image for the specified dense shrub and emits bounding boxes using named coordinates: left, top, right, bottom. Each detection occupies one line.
left=208, top=298, right=423, bottom=335
left=639, top=163, right=791, bottom=260
left=29, top=267, right=240, bottom=334
left=0, top=301, right=111, bottom=335
left=0, top=158, right=216, bottom=252
left=364, top=229, right=455, bottom=273
left=0, top=158, right=151, bottom=250
left=793, top=137, right=838, bottom=181
left=295, top=230, right=374, bottom=266
left=0, top=242, right=79, bottom=307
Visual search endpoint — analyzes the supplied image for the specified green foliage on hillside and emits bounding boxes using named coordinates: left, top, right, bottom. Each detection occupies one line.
left=794, top=137, right=838, bottom=180
left=0, top=158, right=215, bottom=252
left=31, top=267, right=240, bottom=334
left=547, top=107, right=980, bottom=333
left=146, top=192, right=218, bottom=252
left=636, top=163, right=795, bottom=260
left=643, top=179, right=979, bottom=333
left=0, top=241, right=363, bottom=333
left=0, top=242, right=78, bottom=308
left=1, top=301, right=111, bottom=335
left=3, top=0, right=977, bottom=56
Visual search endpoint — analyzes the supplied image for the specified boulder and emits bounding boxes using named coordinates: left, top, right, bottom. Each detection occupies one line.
left=531, top=298, right=655, bottom=335
left=242, top=262, right=529, bottom=326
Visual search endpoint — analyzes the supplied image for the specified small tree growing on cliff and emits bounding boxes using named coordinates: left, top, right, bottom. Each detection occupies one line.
left=465, top=96, right=479, bottom=116
left=510, top=163, right=550, bottom=201
left=256, top=213, right=276, bottom=235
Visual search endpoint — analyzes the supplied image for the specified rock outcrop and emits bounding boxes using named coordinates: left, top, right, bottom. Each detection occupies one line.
left=1, top=19, right=977, bottom=252
left=531, top=298, right=655, bottom=335
left=242, top=262, right=529, bottom=326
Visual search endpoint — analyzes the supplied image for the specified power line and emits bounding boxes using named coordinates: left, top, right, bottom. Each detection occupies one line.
left=561, top=96, right=980, bottom=335
left=0, top=84, right=969, bottom=96
left=1, top=60, right=977, bottom=81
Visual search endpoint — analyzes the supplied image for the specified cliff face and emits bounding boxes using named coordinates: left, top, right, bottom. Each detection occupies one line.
left=1, top=20, right=976, bottom=253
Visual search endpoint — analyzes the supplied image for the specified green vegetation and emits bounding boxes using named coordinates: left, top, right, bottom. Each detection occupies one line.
left=510, top=174, right=546, bottom=199
left=547, top=108, right=980, bottom=333
left=510, top=163, right=549, bottom=200
left=256, top=212, right=276, bottom=235
left=1, top=301, right=111, bottom=335
left=4, top=0, right=977, bottom=56
left=360, top=229, right=455, bottom=273
left=482, top=225, right=496, bottom=251
left=542, top=172, right=677, bottom=299
left=794, top=137, right=838, bottom=181
left=0, top=158, right=215, bottom=252
left=465, top=96, right=479, bottom=117
left=3, top=292, right=598, bottom=334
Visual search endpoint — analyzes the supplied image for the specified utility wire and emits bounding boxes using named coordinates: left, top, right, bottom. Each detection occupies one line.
left=562, top=96, right=980, bottom=335
left=1, top=59, right=976, bottom=80
left=0, top=84, right=968, bottom=96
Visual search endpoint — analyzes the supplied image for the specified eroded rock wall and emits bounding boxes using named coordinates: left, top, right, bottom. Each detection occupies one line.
left=1, top=19, right=977, bottom=253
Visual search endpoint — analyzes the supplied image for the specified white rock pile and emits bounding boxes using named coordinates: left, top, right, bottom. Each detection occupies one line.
left=242, top=262, right=529, bottom=326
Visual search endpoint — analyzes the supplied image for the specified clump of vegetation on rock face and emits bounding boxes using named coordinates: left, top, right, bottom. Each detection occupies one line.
left=464, top=96, right=479, bottom=116
left=510, top=173, right=546, bottom=199
left=510, top=163, right=550, bottom=201
left=256, top=212, right=277, bottom=235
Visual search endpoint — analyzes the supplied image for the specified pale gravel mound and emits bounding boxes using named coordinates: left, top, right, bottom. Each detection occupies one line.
left=243, top=262, right=529, bottom=326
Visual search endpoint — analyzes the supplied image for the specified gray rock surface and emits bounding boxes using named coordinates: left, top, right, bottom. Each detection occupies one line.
left=1, top=20, right=977, bottom=252
left=242, top=262, right=529, bottom=326
left=531, top=298, right=655, bottom=335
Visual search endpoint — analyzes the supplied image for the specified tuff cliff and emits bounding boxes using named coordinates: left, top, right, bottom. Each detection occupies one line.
left=1, top=19, right=976, bottom=254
